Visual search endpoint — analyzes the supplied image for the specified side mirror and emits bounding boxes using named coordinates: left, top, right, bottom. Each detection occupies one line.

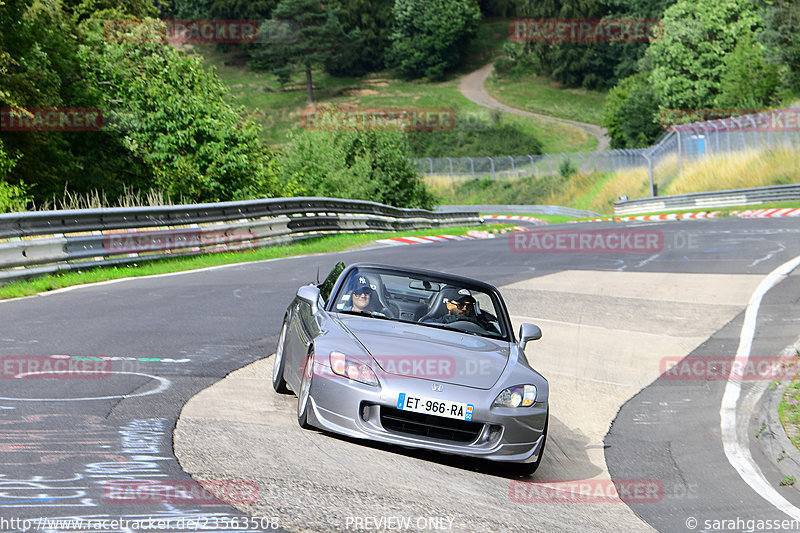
left=519, top=323, right=542, bottom=351
left=297, top=285, right=321, bottom=315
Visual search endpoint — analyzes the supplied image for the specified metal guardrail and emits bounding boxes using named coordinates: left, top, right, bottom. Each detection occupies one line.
left=437, top=204, right=600, bottom=218
left=614, top=184, right=800, bottom=215
left=0, top=197, right=480, bottom=284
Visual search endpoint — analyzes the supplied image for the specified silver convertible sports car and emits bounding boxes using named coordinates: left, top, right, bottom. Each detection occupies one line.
left=271, top=262, right=549, bottom=475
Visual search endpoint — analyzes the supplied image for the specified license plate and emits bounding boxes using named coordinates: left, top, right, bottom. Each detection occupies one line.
left=397, top=393, right=474, bottom=421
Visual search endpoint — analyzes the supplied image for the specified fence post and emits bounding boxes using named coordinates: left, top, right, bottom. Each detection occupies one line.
left=749, top=116, right=758, bottom=150
left=765, top=111, right=771, bottom=148
left=509, top=155, right=515, bottom=175
left=644, top=152, right=655, bottom=197
left=527, top=155, right=535, bottom=178
left=446, top=157, right=454, bottom=179
left=427, top=158, right=433, bottom=175
left=487, top=156, right=495, bottom=180
left=546, top=154, right=553, bottom=176
left=677, top=130, right=683, bottom=174
left=469, top=157, right=475, bottom=179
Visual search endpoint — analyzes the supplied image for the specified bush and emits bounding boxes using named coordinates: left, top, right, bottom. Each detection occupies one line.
left=279, top=126, right=435, bottom=209
left=388, top=0, right=481, bottom=79
left=602, top=73, right=663, bottom=149
left=0, top=180, right=31, bottom=213
left=406, top=110, right=542, bottom=157
left=559, top=158, right=577, bottom=178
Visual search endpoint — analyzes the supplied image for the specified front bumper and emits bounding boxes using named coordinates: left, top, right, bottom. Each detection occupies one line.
left=305, top=361, right=548, bottom=463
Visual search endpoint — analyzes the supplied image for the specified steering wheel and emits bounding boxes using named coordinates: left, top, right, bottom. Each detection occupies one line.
left=446, top=320, right=486, bottom=334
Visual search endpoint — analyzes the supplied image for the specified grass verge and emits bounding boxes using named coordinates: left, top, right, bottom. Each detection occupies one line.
left=484, top=71, right=607, bottom=126
left=779, top=373, right=800, bottom=453
left=482, top=213, right=578, bottom=224
left=0, top=225, right=510, bottom=300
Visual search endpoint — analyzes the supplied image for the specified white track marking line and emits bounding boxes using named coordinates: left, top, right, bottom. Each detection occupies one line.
left=720, top=254, right=800, bottom=519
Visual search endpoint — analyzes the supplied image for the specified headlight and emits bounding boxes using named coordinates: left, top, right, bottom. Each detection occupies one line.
left=329, top=351, right=379, bottom=387
left=492, top=385, right=536, bottom=408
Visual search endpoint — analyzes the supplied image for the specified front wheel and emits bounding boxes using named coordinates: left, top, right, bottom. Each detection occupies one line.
left=297, top=352, right=314, bottom=428
left=272, top=320, right=290, bottom=394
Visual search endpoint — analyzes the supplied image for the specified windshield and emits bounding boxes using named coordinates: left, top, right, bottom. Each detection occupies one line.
left=331, top=267, right=509, bottom=341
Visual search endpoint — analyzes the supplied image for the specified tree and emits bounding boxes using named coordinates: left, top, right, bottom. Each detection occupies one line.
left=250, top=0, right=353, bottom=104
left=77, top=15, right=283, bottom=202
left=759, top=0, right=800, bottom=95
left=716, top=33, right=779, bottom=108
left=602, top=73, right=662, bottom=148
left=646, top=0, right=763, bottom=110
left=388, top=0, right=482, bottom=80
left=513, top=0, right=676, bottom=90
left=324, top=0, right=394, bottom=77
left=280, top=127, right=435, bottom=209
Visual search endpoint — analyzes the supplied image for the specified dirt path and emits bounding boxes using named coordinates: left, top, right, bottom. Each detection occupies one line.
left=459, top=63, right=611, bottom=151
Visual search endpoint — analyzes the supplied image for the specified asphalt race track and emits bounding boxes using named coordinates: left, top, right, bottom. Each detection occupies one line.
left=2, top=217, right=800, bottom=533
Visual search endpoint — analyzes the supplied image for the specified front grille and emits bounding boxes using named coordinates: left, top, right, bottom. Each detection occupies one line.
left=379, top=406, right=483, bottom=443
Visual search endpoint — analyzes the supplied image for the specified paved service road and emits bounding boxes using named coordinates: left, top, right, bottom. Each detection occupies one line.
left=1, top=218, right=800, bottom=532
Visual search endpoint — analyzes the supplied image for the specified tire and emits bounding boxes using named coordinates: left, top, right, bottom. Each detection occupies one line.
left=272, top=320, right=290, bottom=394
left=519, top=411, right=548, bottom=477
left=297, top=352, right=314, bottom=429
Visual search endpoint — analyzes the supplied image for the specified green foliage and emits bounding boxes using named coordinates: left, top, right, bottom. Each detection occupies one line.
left=324, top=0, right=394, bottom=76
left=513, top=0, right=676, bottom=90
left=758, top=0, right=800, bottom=95
left=0, top=0, right=130, bottom=200
left=602, top=73, right=662, bottom=148
left=405, top=111, right=543, bottom=157
left=0, top=139, right=19, bottom=183
left=558, top=157, right=576, bottom=178
left=77, top=16, right=283, bottom=202
left=279, top=127, right=435, bottom=209
left=647, top=0, right=763, bottom=110
left=0, top=161, right=31, bottom=212
left=716, top=33, right=779, bottom=108
left=478, top=0, right=518, bottom=17
left=388, top=0, right=482, bottom=79
left=69, top=0, right=159, bottom=21
left=250, top=0, right=353, bottom=102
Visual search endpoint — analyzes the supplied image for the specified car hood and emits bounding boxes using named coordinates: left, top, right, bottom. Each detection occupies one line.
left=335, top=315, right=510, bottom=389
